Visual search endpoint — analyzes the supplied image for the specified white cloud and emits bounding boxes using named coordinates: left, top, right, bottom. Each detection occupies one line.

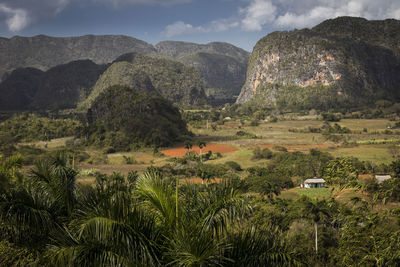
left=240, top=0, right=400, bottom=31
left=163, top=21, right=206, bottom=37
left=240, top=0, right=277, bottom=31
left=163, top=19, right=239, bottom=37
left=0, top=4, right=29, bottom=32
left=0, top=0, right=71, bottom=32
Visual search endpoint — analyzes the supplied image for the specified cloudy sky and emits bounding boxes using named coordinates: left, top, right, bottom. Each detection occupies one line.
left=0, top=0, right=399, bottom=51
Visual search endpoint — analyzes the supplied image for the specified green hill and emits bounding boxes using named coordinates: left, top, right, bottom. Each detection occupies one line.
left=90, top=52, right=208, bottom=107
left=86, top=84, right=189, bottom=150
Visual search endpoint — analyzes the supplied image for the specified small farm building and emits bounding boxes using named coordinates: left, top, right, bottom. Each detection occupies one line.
left=375, top=175, right=392, bottom=184
left=304, top=178, right=326, bottom=188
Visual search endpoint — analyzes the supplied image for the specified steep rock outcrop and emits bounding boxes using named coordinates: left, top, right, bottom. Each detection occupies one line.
left=237, top=17, right=400, bottom=110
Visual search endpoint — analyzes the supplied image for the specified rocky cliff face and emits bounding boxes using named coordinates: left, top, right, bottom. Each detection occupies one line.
left=156, top=41, right=249, bottom=104
left=237, top=17, right=400, bottom=110
left=0, top=34, right=155, bottom=78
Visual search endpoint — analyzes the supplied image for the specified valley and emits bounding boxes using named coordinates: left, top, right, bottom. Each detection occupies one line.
left=1, top=16, right=400, bottom=266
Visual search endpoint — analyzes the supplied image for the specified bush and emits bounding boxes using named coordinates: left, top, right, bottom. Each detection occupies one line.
left=236, top=131, right=257, bottom=139
left=269, top=116, right=278, bottom=123
left=104, top=147, right=116, bottom=154
left=322, top=112, right=341, bottom=122
left=273, top=145, right=288, bottom=152
left=253, top=147, right=273, bottom=160
left=225, top=161, right=242, bottom=171
left=123, top=156, right=136, bottom=164
left=250, top=120, right=259, bottom=126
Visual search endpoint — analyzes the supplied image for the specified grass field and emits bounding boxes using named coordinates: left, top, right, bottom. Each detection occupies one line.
left=280, top=188, right=332, bottom=200
left=23, top=118, right=397, bottom=186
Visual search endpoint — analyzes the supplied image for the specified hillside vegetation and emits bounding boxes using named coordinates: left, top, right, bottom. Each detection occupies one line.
left=85, top=85, right=189, bottom=150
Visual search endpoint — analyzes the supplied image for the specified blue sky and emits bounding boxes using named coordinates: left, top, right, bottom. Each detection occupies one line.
left=0, top=0, right=399, bottom=51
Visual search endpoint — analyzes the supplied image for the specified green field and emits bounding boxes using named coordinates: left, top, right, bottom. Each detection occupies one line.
left=20, top=118, right=398, bottom=180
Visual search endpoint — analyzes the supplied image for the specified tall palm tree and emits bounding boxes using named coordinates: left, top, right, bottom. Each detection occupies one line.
left=184, top=140, right=192, bottom=154
left=300, top=198, right=330, bottom=254
left=196, top=140, right=206, bottom=162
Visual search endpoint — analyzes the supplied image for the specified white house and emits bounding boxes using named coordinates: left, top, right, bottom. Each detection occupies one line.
left=303, top=178, right=326, bottom=188
left=375, top=174, right=392, bottom=184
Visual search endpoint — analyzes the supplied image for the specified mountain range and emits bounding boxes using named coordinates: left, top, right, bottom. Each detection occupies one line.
left=1, top=16, right=400, bottom=112
left=0, top=35, right=249, bottom=110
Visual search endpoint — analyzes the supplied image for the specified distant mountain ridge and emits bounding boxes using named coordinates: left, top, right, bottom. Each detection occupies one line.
left=0, top=60, right=107, bottom=111
left=156, top=41, right=250, bottom=104
left=0, top=35, right=249, bottom=107
left=237, top=17, right=400, bottom=110
left=0, top=34, right=156, bottom=79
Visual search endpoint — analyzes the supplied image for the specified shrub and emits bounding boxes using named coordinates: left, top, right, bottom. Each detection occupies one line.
left=123, top=156, right=136, bottom=164
left=236, top=131, right=257, bottom=139
left=250, top=120, right=259, bottom=126
left=322, top=112, right=341, bottom=122
left=273, top=145, right=288, bottom=152
left=225, top=161, right=242, bottom=171
left=253, top=147, right=273, bottom=160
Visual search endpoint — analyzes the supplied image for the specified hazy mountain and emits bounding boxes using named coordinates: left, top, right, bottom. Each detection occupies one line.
left=0, top=34, right=155, bottom=79
left=31, top=60, right=108, bottom=110
left=0, top=60, right=107, bottom=111
left=81, top=52, right=207, bottom=108
left=0, top=68, right=44, bottom=110
left=237, top=17, right=400, bottom=110
left=155, top=41, right=250, bottom=104
left=0, top=34, right=254, bottom=109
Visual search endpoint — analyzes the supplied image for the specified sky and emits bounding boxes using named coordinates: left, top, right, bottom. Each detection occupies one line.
left=0, top=0, right=399, bottom=51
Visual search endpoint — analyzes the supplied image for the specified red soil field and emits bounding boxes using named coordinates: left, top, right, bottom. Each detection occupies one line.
left=358, top=174, right=373, bottom=179
left=161, top=144, right=237, bottom=157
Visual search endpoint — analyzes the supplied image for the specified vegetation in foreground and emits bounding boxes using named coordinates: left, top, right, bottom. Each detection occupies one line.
left=1, top=151, right=400, bottom=266
left=2, top=106, right=400, bottom=266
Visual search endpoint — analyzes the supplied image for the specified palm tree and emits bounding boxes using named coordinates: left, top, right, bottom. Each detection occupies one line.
left=301, top=198, right=330, bottom=254
left=29, top=151, right=78, bottom=216
left=196, top=165, right=212, bottom=185
left=196, top=140, right=206, bottom=162
left=184, top=140, right=192, bottom=154
left=49, top=172, right=162, bottom=266
left=0, top=154, right=23, bottom=186
left=224, top=226, right=302, bottom=266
